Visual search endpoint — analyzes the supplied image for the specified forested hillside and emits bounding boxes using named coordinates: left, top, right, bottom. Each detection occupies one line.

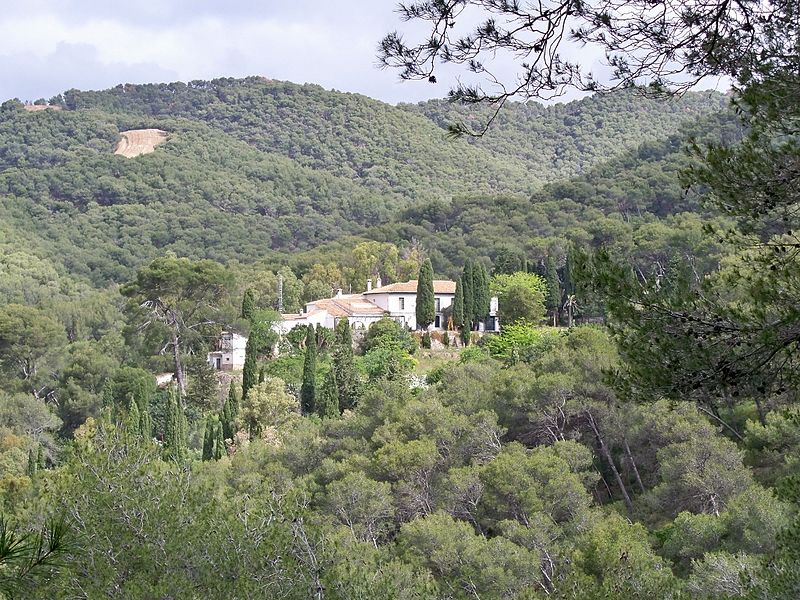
left=0, top=77, right=731, bottom=295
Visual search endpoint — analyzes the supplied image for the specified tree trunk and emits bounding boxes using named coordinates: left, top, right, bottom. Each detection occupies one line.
left=172, top=332, right=186, bottom=399
left=586, top=410, right=633, bottom=513
left=623, top=437, right=646, bottom=494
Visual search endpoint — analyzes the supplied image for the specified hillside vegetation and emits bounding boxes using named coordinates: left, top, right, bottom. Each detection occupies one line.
left=0, top=77, right=731, bottom=296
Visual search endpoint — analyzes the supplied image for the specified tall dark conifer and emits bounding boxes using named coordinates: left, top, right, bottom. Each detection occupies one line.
left=317, top=368, right=340, bottom=419
left=221, top=381, right=239, bottom=440
left=241, top=288, right=255, bottom=320
left=545, top=255, right=561, bottom=326
left=202, top=416, right=214, bottom=461
left=333, top=318, right=358, bottom=411
left=300, top=325, right=317, bottom=415
left=415, top=258, right=435, bottom=330
left=453, top=277, right=464, bottom=329
left=212, top=420, right=225, bottom=460
left=164, top=386, right=187, bottom=462
left=462, top=261, right=475, bottom=331
left=242, top=336, right=257, bottom=402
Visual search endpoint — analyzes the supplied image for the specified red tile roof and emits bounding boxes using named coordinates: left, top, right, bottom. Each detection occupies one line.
left=363, top=279, right=456, bottom=295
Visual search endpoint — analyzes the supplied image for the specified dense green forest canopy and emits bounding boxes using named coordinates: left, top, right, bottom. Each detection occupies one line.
left=0, top=77, right=732, bottom=296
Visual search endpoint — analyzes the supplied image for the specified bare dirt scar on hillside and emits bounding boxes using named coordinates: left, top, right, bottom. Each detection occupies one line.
left=114, top=129, right=168, bottom=158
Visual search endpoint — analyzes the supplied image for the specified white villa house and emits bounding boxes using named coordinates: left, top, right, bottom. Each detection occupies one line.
left=207, top=331, right=248, bottom=371
left=277, top=278, right=500, bottom=334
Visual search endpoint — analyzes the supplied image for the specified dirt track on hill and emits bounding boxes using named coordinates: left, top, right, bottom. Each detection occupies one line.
left=114, top=129, right=168, bottom=158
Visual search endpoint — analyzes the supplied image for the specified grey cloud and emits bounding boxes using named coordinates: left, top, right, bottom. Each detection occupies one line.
left=0, top=42, right=178, bottom=102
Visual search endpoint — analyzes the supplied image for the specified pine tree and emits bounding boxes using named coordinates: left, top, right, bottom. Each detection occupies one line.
left=164, top=386, right=187, bottom=462
left=202, top=415, right=214, bottom=461
left=545, top=255, right=561, bottom=326
left=462, top=261, right=475, bottom=331
left=453, top=277, right=465, bottom=329
left=317, top=368, right=340, bottom=419
left=213, top=419, right=225, bottom=460
left=333, top=318, right=359, bottom=411
left=300, top=325, right=317, bottom=415
left=241, top=288, right=255, bottom=320
left=242, top=335, right=257, bottom=402
left=415, top=258, right=435, bottom=330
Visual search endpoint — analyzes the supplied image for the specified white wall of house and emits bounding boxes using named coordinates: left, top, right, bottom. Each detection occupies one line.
left=367, top=292, right=456, bottom=330
left=208, top=332, right=248, bottom=370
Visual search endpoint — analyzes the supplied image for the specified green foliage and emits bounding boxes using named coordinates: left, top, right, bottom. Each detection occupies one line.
left=415, top=258, right=435, bottom=329
left=421, top=332, right=432, bottom=349
left=316, top=369, right=340, bottom=419
left=452, top=278, right=464, bottom=329
left=0, top=515, right=70, bottom=598
left=461, top=261, right=474, bottom=330
left=247, top=309, right=280, bottom=355
left=492, top=271, right=547, bottom=326
left=333, top=318, right=359, bottom=411
left=545, top=255, right=561, bottom=324
left=238, top=378, right=299, bottom=437
left=362, top=318, right=416, bottom=355
left=240, top=288, right=255, bottom=320
left=300, top=326, right=317, bottom=415
left=484, top=323, right=561, bottom=363
left=241, top=335, right=257, bottom=402
left=163, top=386, right=187, bottom=462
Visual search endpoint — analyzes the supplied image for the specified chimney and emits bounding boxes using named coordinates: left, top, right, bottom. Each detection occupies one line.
left=366, top=279, right=372, bottom=292
left=336, top=288, right=343, bottom=298
left=376, top=276, right=382, bottom=289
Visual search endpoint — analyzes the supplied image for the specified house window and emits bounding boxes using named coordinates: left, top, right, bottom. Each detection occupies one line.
left=435, top=298, right=441, bottom=312
left=399, top=297, right=405, bottom=310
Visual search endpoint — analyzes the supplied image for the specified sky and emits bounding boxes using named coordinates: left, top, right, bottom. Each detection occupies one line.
left=0, top=0, right=616, bottom=106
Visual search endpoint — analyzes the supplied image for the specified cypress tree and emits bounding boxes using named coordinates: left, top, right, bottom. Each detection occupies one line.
left=164, top=386, right=187, bottom=462
left=545, top=255, right=561, bottom=326
left=421, top=331, right=432, bottom=349
left=462, top=261, right=475, bottom=331
left=36, top=445, right=44, bottom=470
left=333, top=318, right=358, bottom=411
left=213, top=419, right=225, bottom=460
left=415, top=258, right=436, bottom=330
left=101, top=380, right=114, bottom=409
left=222, top=381, right=239, bottom=440
left=300, top=325, right=317, bottom=415
left=242, top=335, right=257, bottom=401
left=202, top=415, right=214, bottom=461
left=125, top=398, right=141, bottom=440
left=442, top=330, right=450, bottom=347
left=317, top=369, right=340, bottom=419
left=460, top=324, right=470, bottom=346
left=471, top=263, right=490, bottom=327
left=139, top=405, right=152, bottom=439
left=229, top=380, right=240, bottom=415
left=258, top=366, right=266, bottom=384
left=27, top=448, right=37, bottom=477
left=241, top=288, right=256, bottom=320
left=453, top=277, right=464, bottom=329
